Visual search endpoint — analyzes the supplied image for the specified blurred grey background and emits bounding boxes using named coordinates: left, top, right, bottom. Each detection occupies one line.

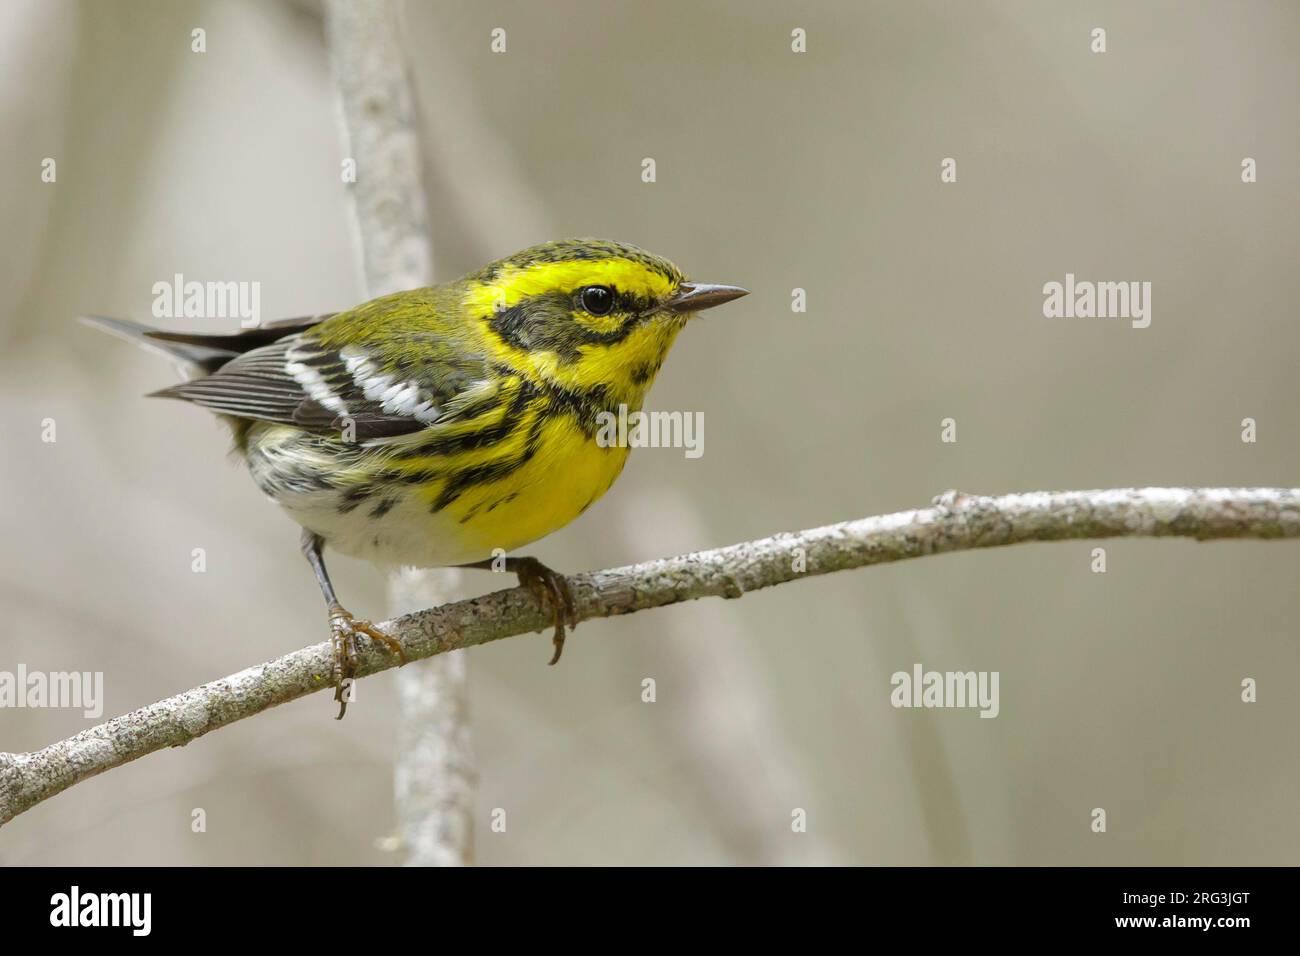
left=1, top=0, right=1297, bottom=865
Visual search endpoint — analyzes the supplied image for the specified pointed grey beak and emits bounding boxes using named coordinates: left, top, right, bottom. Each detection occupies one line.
left=665, top=282, right=749, bottom=313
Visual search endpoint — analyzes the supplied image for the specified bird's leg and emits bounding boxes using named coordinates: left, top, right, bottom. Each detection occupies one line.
left=300, top=528, right=407, bottom=719
left=461, top=555, right=577, bottom=665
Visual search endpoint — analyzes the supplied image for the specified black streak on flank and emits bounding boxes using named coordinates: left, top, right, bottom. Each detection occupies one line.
left=430, top=412, right=545, bottom=513
left=336, top=483, right=374, bottom=514
left=485, top=491, right=518, bottom=513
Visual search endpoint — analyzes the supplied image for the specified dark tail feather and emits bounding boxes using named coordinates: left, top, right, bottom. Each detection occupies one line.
left=142, top=312, right=331, bottom=352
left=78, top=315, right=238, bottom=375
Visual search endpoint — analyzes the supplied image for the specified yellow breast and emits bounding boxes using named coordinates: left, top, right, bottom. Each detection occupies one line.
left=432, top=412, right=630, bottom=557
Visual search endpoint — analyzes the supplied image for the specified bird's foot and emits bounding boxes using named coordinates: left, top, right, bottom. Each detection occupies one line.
left=328, top=602, right=407, bottom=719
left=509, top=557, right=578, bottom=665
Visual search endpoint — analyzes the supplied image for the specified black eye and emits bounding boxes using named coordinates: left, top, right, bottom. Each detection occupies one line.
left=578, top=285, right=614, bottom=316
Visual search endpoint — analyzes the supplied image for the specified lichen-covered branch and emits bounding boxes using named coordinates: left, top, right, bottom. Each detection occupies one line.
left=2, top=487, right=1296, bottom=827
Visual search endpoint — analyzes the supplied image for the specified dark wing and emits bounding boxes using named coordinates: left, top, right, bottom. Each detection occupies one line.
left=151, top=333, right=488, bottom=442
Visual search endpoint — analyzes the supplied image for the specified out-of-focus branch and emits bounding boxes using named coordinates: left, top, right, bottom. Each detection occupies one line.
left=325, top=0, right=432, bottom=297
left=387, top=568, right=474, bottom=866
left=1, top=487, right=1297, bottom=827
left=323, top=0, right=473, bottom=866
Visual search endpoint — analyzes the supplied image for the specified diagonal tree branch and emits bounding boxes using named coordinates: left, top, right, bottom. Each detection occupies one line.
left=2, top=486, right=1297, bottom=827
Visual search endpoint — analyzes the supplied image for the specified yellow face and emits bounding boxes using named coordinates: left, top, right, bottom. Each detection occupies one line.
left=463, top=240, right=692, bottom=409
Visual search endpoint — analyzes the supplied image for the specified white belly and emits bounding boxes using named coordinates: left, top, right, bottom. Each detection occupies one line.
left=271, top=484, right=494, bottom=568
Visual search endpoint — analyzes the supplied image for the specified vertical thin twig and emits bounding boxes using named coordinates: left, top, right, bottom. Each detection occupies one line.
left=323, top=0, right=475, bottom=867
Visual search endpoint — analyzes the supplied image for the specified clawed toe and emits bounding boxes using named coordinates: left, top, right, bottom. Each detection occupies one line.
left=327, top=603, right=405, bottom=719
left=511, top=557, right=577, bottom=665
left=460, top=554, right=579, bottom=665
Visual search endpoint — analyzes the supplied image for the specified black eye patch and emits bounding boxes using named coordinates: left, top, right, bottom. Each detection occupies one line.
left=490, top=288, right=655, bottom=363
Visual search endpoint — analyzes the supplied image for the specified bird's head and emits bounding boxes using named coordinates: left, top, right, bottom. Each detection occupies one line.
left=462, top=238, right=747, bottom=407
